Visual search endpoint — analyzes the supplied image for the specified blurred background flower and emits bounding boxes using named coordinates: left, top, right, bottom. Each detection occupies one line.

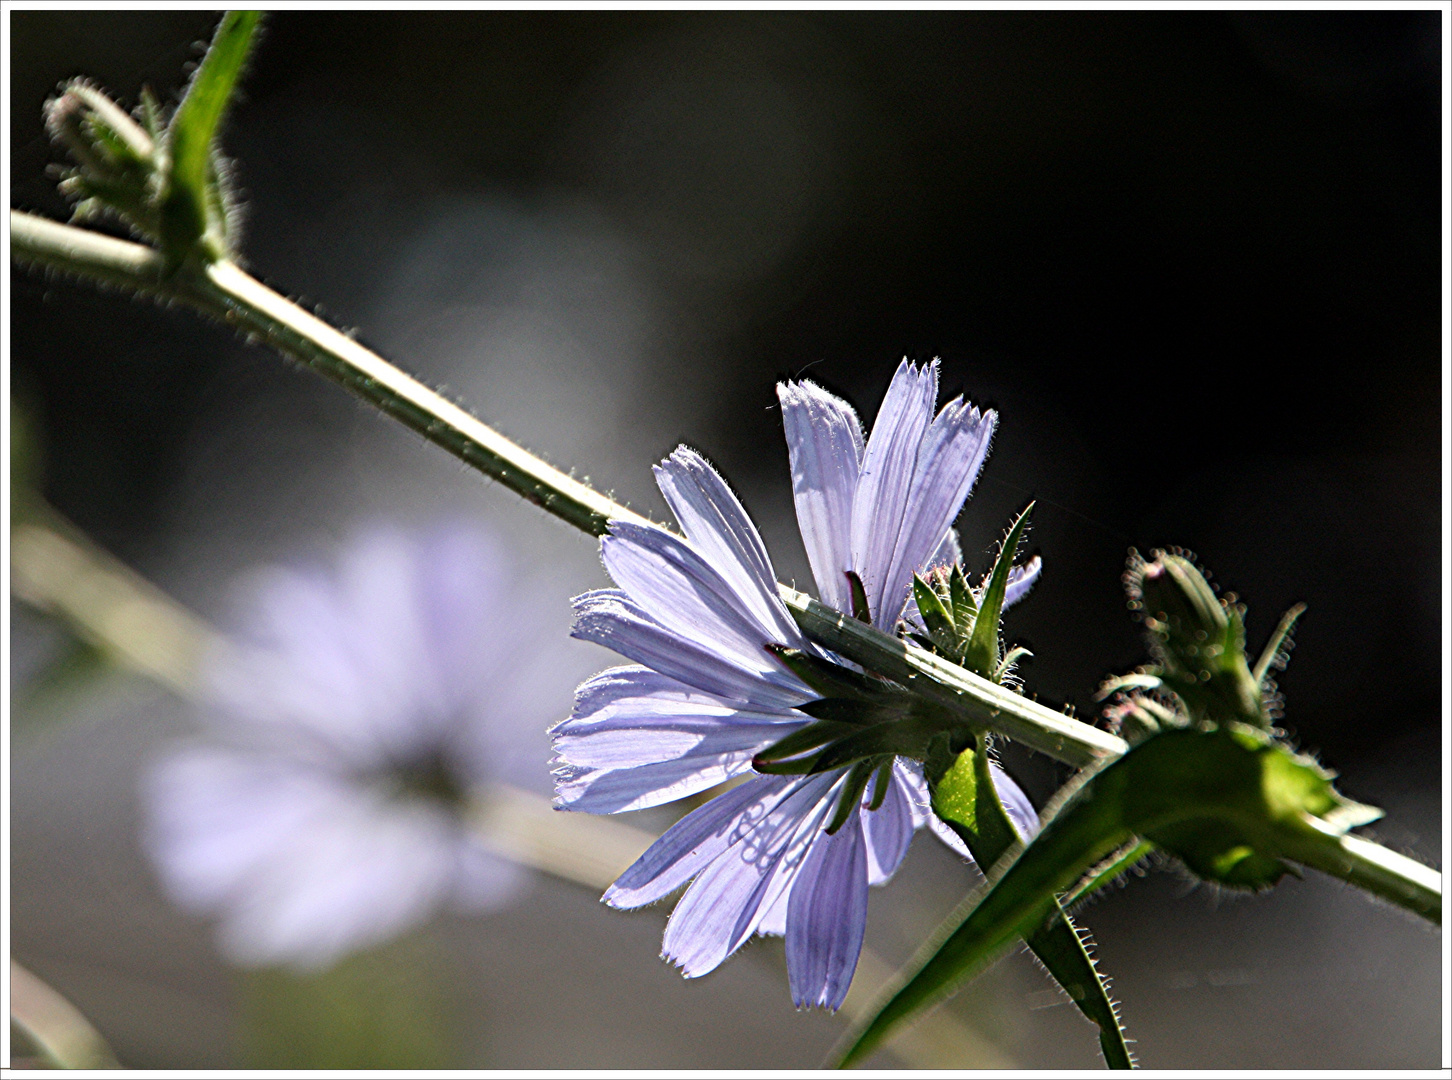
left=9, top=9, right=1441, bottom=1069
left=145, top=525, right=539, bottom=972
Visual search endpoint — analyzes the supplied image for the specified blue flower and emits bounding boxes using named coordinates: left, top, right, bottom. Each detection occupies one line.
left=145, top=525, right=550, bottom=971
left=553, top=361, right=1039, bottom=1010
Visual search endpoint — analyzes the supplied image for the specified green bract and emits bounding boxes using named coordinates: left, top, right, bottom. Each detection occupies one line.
left=909, top=503, right=1034, bottom=684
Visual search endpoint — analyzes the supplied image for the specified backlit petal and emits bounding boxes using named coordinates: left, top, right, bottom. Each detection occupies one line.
left=778, top=379, right=865, bottom=614
left=785, top=812, right=870, bottom=1010
left=850, top=359, right=937, bottom=625
left=654, top=447, right=805, bottom=649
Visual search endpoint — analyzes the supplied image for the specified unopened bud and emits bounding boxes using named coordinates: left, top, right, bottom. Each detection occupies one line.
left=1126, top=551, right=1266, bottom=730
left=43, top=81, right=161, bottom=241
left=1134, top=552, right=1226, bottom=648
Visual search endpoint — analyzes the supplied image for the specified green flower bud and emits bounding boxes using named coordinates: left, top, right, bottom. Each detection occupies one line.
left=44, top=81, right=163, bottom=241
left=1125, top=551, right=1268, bottom=730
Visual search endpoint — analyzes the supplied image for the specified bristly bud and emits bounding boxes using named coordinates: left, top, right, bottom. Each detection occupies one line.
left=1129, top=550, right=1226, bottom=645
left=1123, top=550, right=1283, bottom=731
left=44, top=81, right=163, bottom=241
left=42, top=12, right=260, bottom=272
left=1101, top=691, right=1185, bottom=744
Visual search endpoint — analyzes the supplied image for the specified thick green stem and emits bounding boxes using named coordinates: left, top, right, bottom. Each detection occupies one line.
left=9, top=210, right=1441, bottom=922
left=781, top=585, right=1127, bottom=767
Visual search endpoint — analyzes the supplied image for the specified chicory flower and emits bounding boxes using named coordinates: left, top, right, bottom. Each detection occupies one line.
left=144, top=526, right=546, bottom=971
left=553, top=361, right=1039, bottom=1010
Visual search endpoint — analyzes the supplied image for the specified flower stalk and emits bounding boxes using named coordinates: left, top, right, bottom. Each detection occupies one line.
left=8, top=209, right=1112, bottom=765
left=8, top=208, right=1441, bottom=923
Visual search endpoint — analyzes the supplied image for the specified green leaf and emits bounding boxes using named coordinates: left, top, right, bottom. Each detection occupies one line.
left=928, top=740, right=1132, bottom=1070
left=846, top=570, right=872, bottom=624
left=948, top=563, right=977, bottom=635
left=1062, top=840, right=1156, bottom=909
left=912, top=574, right=957, bottom=652
left=1145, top=818, right=1289, bottom=889
left=961, top=503, right=1033, bottom=677
left=835, top=725, right=1389, bottom=1068
left=159, top=10, right=261, bottom=268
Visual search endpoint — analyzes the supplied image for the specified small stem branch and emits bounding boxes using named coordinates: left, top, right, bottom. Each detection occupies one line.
left=10, top=210, right=1442, bottom=922
left=10, top=959, right=122, bottom=1070
left=1280, top=827, right=1442, bottom=924
left=10, top=210, right=169, bottom=290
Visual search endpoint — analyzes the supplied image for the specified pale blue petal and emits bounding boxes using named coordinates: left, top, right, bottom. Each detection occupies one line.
left=571, top=590, right=807, bottom=711
left=661, top=775, right=837, bottom=977
left=557, top=665, right=799, bottom=749
left=209, top=568, right=389, bottom=767
left=877, top=397, right=996, bottom=629
left=926, top=528, right=962, bottom=574
left=785, top=811, right=870, bottom=1011
left=554, top=754, right=761, bottom=814
left=850, top=359, right=938, bottom=625
left=412, top=526, right=512, bottom=709
left=861, top=764, right=919, bottom=885
left=654, top=447, right=806, bottom=649
left=553, top=667, right=800, bottom=811
left=1003, top=555, right=1043, bottom=610
left=778, top=379, right=865, bottom=614
left=333, top=529, right=457, bottom=747
left=602, top=524, right=806, bottom=694
left=602, top=776, right=796, bottom=909
left=146, top=746, right=459, bottom=971
left=556, top=721, right=792, bottom=771
left=556, top=715, right=794, bottom=769
left=756, top=885, right=791, bottom=937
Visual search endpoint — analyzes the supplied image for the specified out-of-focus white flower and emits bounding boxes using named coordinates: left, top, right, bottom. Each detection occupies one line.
left=144, top=525, right=552, bottom=971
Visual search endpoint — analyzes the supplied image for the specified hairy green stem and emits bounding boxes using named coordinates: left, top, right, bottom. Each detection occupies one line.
left=11, top=211, right=646, bottom=538
left=9, top=209, right=1441, bottom=921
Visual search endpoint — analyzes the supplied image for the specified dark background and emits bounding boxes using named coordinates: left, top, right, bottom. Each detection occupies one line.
left=9, top=10, right=1443, bottom=1069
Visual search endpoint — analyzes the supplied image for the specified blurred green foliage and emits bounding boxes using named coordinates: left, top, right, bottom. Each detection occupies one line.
left=239, top=932, right=461, bottom=1069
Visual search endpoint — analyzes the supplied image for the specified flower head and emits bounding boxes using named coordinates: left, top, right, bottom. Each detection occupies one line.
left=144, top=525, right=546, bottom=971
left=554, top=362, right=1039, bottom=1010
